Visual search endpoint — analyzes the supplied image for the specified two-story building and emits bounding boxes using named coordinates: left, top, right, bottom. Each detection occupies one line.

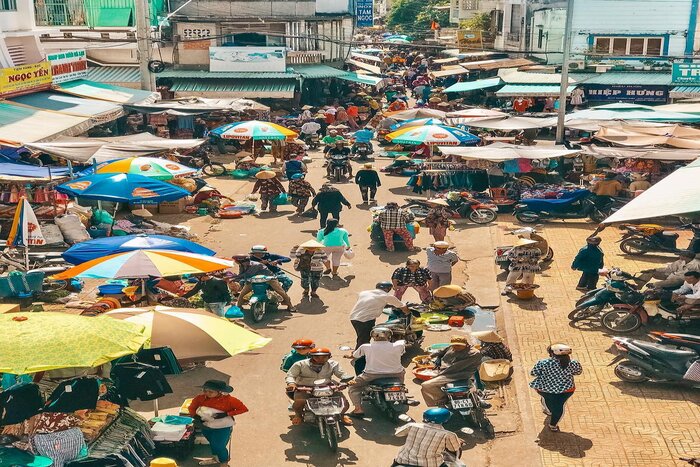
left=0, top=0, right=46, bottom=67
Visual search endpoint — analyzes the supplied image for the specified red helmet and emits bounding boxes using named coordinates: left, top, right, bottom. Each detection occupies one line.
left=292, top=339, right=314, bottom=349
left=309, top=347, right=332, bottom=357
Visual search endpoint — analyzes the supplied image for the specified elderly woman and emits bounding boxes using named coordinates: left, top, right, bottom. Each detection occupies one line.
left=424, top=200, right=452, bottom=242
left=189, top=380, right=249, bottom=466
left=251, top=170, right=285, bottom=213
left=391, top=259, right=432, bottom=303
left=420, top=335, right=483, bottom=407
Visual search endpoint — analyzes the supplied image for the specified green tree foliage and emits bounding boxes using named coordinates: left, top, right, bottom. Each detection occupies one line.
left=387, top=0, right=450, bottom=34
left=459, top=12, right=491, bottom=31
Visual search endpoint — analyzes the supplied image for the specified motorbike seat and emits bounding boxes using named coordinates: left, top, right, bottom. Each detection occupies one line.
left=441, top=379, right=471, bottom=392
left=368, top=377, right=403, bottom=387
left=632, top=340, right=697, bottom=361
left=662, top=333, right=700, bottom=344
left=661, top=231, right=680, bottom=239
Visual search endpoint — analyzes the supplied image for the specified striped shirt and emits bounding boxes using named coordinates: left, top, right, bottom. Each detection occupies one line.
left=394, top=422, right=461, bottom=467
left=290, top=247, right=328, bottom=272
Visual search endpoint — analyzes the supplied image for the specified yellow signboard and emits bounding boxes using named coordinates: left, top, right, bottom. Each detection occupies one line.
left=457, top=30, right=483, bottom=51
left=0, top=61, right=52, bottom=98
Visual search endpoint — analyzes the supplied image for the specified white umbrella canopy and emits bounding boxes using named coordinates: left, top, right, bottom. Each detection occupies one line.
left=602, top=159, right=700, bottom=223
left=439, top=143, right=581, bottom=161
left=385, top=108, right=447, bottom=121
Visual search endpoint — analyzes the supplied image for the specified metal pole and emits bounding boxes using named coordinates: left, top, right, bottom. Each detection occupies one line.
left=555, top=0, right=574, bottom=144
left=135, top=0, right=156, bottom=91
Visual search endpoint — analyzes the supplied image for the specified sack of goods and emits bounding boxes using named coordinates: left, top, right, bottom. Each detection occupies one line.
left=55, top=214, right=90, bottom=244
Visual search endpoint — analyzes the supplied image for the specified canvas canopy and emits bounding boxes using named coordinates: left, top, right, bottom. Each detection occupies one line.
left=444, top=78, right=502, bottom=93
left=55, top=80, right=159, bottom=104
left=439, top=142, right=580, bottom=161
left=25, top=133, right=206, bottom=163
left=124, top=97, right=268, bottom=115
left=429, top=67, right=469, bottom=79
left=656, top=103, right=700, bottom=114
left=582, top=145, right=700, bottom=161
left=468, top=116, right=557, bottom=130
left=603, top=158, right=700, bottom=223
left=567, top=103, right=700, bottom=123
left=0, top=102, right=92, bottom=145
left=594, top=124, right=700, bottom=149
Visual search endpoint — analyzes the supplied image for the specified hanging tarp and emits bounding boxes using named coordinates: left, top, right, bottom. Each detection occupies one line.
left=9, top=91, right=124, bottom=123
left=603, top=159, right=700, bottom=223
left=338, top=72, right=386, bottom=87
left=350, top=51, right=382, bottom=62
left=346, top=58, right=382, bottom=75
left=468, top=116, right=557, bottom=130
left=25, top=133, right=206, bottom=163
left=0, top=161, right=71, bottom=180
left=439, top=143, right=580, bottom=161
left=0, top=102, right=92, bottom=145
left=428, top=66, right=469, bottom=79
left=594, top=123, right=700, bottom=148
left=567, top=103, right=700, bottom=123
left=55, top=79, right=160, bottom=104
left=582, top=145, right=700, bottom=161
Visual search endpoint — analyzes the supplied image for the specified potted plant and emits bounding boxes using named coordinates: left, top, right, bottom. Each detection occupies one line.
left=642, top=59, right=655, bottom=71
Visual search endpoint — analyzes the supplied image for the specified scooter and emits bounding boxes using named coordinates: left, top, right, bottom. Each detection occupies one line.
left=297, top=379, right=350, bottom=452
left=610, top=336, right=700, bottom=385
left=329, top=154, right=350, bottom=182
left=514, top=191, right=617, bottom=224
left=352, top=142, right=373, bottom=161
left=243, top=273, right=292, bottom=322
left=648, top=331, right=700, bottom=354
left=378, top=306, right=426, bottom=349
left=568, top=268, right=641, bottom=322
left=302, top=133, right=320, bottom=150
left=403, top=197, right=497, bottom=225
left=440, top=382, right=495, bottom=439
left=494, top=227, right=554, bottom=271
left=618, top=223, right=700, bottom=256
left=361, top=376, right=411, bottom=423
left=600, top=291, right=700, bottom=334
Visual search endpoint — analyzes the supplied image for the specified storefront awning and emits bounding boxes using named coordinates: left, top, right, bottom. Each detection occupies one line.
left=584, top=145, right=700, bottom=161
left=0, top=102, right=92, bottom=145
left=496, top=84, right=575, bottom=97
left=124, top=97, right=268, bottom=115
left=460, top=58, right=534, bottom=71
left=338, top=72, right=386, bottom=87
left=169, top=79, right=296, bottom=99
left=429, top=66, right=469, bottom=79
left=444, top=78, right=502, bottom=93
left=670, top=86, right=700, bottom=99
left=55, top=79, right=160, bottom=104
left=440, top=143, right=580, bottom=161
left=292, top=64, right=348, bottom=79
left=8, top=91, right=124, bottom=123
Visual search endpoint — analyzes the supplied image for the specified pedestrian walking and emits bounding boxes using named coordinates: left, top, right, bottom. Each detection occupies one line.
left=316, top=219, right=351, bottom=277
left=288, top=173, right=315, bottom=214
left=391, top=259, right=432, bottom=303
left=571, top=236, right=604, bottom=291
left=355, top=163, right=381, bottom=204
left=424, top=200, right=452, bottom=242
left=503, top=238, right=541, bottom=295
left=530, top=344, right=582, bottom=432
left=377, top=202, right=416, bottom=252
left=289, top=240, right=328, bottom=298
left=349, top=282, right=408, bottom=349
left=426, top=241, right=459, bottom=290
left=251, top=170, right=285, bottom=213
left=311, top=183, right=352, bottom=228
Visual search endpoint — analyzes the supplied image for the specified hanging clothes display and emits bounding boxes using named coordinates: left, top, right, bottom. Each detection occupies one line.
left=111, top=363, right=172, bottom=402
left=45, top=377, right=100, bottom=413
left=407, top=165, right=490, bottom=193
left=0, top=383, right=43, bottom=425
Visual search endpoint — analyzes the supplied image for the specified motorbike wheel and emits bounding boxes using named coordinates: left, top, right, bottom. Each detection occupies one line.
left=469, top=208, right=497, bottom=225
left=406, top=204, right=431, bottom=218
left=614, top=361, right=649, bottom=383
left=567, top=305, right=602, bottom=322
left=480, top=417, right=496, bottom=439
left=515, top=210, right=540, bottom=224
left=202, top=163, right=227, bottom=177
left=601, top=310, right=642, bottom=333
left=543, top=247, right=554, bottom=262
left=250, top=302, right=266, bottom=323
left=335, top=170, right=341, bottom=183
left=589, top=209, right=607, bottom=224
left=325, top=422, right=338, bottom=451
left=620, top=238, right=650, bottom=256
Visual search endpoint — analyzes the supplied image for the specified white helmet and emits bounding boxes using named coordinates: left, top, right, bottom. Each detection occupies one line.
left=250, top=245, right=267, bottom=253
left=550, top=343, right=572, bottom=356
left=371, top=327, right=393, bottom=340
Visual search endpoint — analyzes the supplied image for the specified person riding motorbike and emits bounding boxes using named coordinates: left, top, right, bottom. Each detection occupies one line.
left=351, top=128, right=375, bottom=156
left=348, top=327, right=411, bottom=418
left=671, top=271, right=700, bottom=317
left=231, top=255, right=295, bottom=311
left=420, top=335, right=482, bottom=407
left=248, top=245, right=291, bottom=274
left=299, top=120, right=321, bottom=145
left=326, top=140, right=353, bottom=178
left=322, top=129, right=345, bottom=155
left=640, top=250, right=700, bottom=290
left=392, top=408, right=462, bottom=467
left=281, top=338, right=314, bottom=372
left=285, top=347, right=355, bottom=426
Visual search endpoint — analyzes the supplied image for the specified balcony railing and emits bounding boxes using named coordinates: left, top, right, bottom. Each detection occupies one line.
left=287, top=51, right=325, bottom=64
left=34, top=0, right=91, bottom=26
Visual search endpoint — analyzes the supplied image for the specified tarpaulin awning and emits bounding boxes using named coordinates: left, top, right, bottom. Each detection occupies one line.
left=566, top=103, right=700, bottom=123
left=346, top=58, right=382, bottom=75
left=292, top=64, right=347, bottom=79
left=338, top=72, right=386, bottom=87
left=468, top=116, right=557, bottom=130
left=0, top=162, right=71, bottom=180
left=496, top=84, right=576, bottom=97
left=583, top=144, right=700, bottom=161
left=123, top=97, right=269, bottom=115
left=444, top=78, right=502, bottom=93
left=25, top=133, right=206, bottom=163
left=350, top=51, right=381, bottom=62
left=594, top=123, right=700, bottom=149
left=0, top=102, right=92, bottom=145
left=169, top=79, right=296, bottom=99
left=9, top=91, right=124, bottom=123
left=603, top=158, right=700, bottom=223
left=460, top=58, right=534, bottom=71
left=433, top=57, right=460, bottom=64
left=656, top=102, right=700, bottom=114
left=668, top=86, right=700, bottom=99
left=439, top=142, right=580, bottom=161
left=55, top=79, right=160, bottom=104
left=429, top=66, right=469, bottom=78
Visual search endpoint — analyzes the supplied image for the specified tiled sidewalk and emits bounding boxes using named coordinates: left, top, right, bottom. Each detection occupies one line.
left=493, top=220, right=700, bottom=467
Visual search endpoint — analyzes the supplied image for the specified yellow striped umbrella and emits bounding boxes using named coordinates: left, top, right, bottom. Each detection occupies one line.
left=95, top=157, right=197, bottom=180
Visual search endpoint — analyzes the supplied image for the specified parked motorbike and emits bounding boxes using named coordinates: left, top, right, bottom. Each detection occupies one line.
left=618, top=223, right=700, bottom=256
left=494, top=227, right=553, bottom=271
left=369, top=207, right=418, bottom=251
left=242, top=273, right=292, bottom=322
left=440, top=382, right=495, bottom=439
left=610, top=336, right=700, bottom=385
left=568, top=268, right=641, bottom=323
left=514, top=191, right=618, bottom=224
left=329, top=154, right=350, bottom=182
left=177, top=148, right=227, bottom=177
left=302, top=133, right=320, bottom=150
left=377, top=306, right=426, bottom=349
left=352, top=142, right=373, bottom=161
left=361, top=376, right=411, bottom=423
left=648, top=331, right=700, bottom=354
left=297, top=380, right=350, bottom=451
left=404, top=196, right=497, bottom=225
left=600, top=291, right=700, bottom=334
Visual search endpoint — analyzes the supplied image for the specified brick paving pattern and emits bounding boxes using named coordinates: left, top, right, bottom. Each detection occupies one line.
left=492, top=219, right=700, bottom=467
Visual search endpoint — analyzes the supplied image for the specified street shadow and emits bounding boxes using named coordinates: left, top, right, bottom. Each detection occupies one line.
left=280, top=429, right=359, bottom=466
left=504, top=296, right=548, bottom=311
left=287, top=215, right=314, bottom=225
left=320, top=274, right=355, bottom=290
left=535, top=424, right=593, bottom=458
left=609, top=380, right=691, bottom=401
left=257, top=210, right=291, bottom=219
left=350, top=416, right=406, bottom=447
left=294, top=297, right=330, bottom=315
left=368, top=245, right=417, bottom=266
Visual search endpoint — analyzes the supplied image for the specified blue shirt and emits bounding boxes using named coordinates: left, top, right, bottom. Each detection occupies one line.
left=354, top=129, right=374, bottom=143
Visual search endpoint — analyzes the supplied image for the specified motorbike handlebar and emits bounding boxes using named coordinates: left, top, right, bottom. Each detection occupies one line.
left=294, top=383, right=348, bottom=392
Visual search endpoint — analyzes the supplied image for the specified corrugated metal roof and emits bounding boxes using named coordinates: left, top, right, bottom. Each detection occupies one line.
left=444, top=78, right=502, bottom=93
left=169, top=79, right=297, bottom=98
left=496, top=84, right=576, bottom=97
left=670, top=86, right=700, bottom=97
left=87, top=66, right=140, bottom=84
left=578, top=72, right=672, bottom=86
left=55, top=80, right=159, bottom=104
left=291, top=64, right=347, bottom=79
left=158, top=69, right=297, bottom=79
left=498, top=69, right=573, bottom=84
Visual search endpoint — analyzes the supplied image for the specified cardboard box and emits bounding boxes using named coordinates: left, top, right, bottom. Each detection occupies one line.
left=0, top=303, right=21, bottom=313
left=159, top=198, right=187, bottom=214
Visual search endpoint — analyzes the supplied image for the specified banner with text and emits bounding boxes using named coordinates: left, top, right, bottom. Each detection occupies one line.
left=47, top=49, right=88, bottom=84
left=672, top=63, right=700, bottom=85
left=0, top=62, right=52, bottom=98
left=209, top=47, right=287, bottom=72
left=356, top=0, right=374, bottom=27
left=584, top=84, right=668, bottom=103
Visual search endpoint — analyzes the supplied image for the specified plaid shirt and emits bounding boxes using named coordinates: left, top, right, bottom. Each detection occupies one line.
left=395, top=422, right=462, bottom=467
left=480, top=342, right=513, bottom=361
left=378, top=208, right=414, bottom=230
left=392, top=267, right=431, bottom=286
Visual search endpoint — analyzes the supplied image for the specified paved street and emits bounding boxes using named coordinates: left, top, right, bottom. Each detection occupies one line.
left=130, top=150, right=700, bottom=467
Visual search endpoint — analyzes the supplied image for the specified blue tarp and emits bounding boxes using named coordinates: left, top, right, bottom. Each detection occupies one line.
left=520, top=189, right=590, bottom=211
left=0, top=162, right=71, bottom=179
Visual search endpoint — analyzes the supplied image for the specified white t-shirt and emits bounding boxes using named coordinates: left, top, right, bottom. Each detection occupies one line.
left=353, top=340, right=406, bottom=374
left=349, top=289, right=405, bottom=322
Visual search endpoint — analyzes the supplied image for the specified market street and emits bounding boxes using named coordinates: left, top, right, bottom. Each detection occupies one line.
left=129, top=151, right=700, bottom=467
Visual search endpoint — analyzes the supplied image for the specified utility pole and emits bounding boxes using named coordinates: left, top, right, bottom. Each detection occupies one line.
left=556, top=0, right=574, bottom=144
left=135, top=0, right=156, bottom=91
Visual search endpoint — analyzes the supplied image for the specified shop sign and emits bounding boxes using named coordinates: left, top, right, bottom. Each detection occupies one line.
left=584, top=84, right=668, bottom=103
left=457, top=30, right=482, bottom=51
left=356, top=0, right=374, bottom=27
left=672, top=63, right=700, bottom=84
left=0, top=62, right=52, bottom=98
left=47, top=49, right=87, bottom=84
left=209, top=47, right=286, bottom=72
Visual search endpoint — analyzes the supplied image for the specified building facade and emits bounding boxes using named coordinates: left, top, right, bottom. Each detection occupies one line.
left=0, top=0, right=45, bottom=67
